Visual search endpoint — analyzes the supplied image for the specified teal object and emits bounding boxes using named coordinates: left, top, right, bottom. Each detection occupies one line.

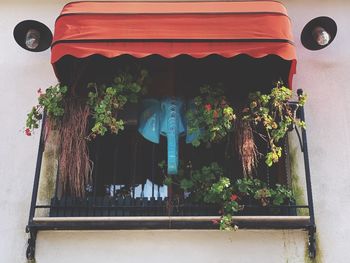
left=160, top=98, right=185, bottom=174
left=139, top=98, right=197, bottom=175
left=138, top=99, right=161, bottom=144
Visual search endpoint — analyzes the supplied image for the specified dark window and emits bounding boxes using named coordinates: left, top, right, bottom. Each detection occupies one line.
left=50, top=55, right=292, bottom=217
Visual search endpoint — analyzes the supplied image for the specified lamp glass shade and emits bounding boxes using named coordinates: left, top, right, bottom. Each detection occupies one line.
left=13, top=20, right=52, bottom=52
left=25, top=29, right=40, bottom=50
left=301, top=16, right=337, bottom=51
left=312, top=27, right=330, bottom=46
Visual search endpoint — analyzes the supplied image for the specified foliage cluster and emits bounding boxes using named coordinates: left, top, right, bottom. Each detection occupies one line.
left=186, top=85, right=235, bottom=147
left=242, top=82, right=307, bottom=166
left=26, top=80, right=305, bottom=171
left=87, top=69, right=148, bottom=138
left=160, top=161, right=294, bottom=230
left=25, top=84, right=68, bottom=135
left=185, top=81, right=307, bottom=168
left=25, top=68, right=148, bottom=138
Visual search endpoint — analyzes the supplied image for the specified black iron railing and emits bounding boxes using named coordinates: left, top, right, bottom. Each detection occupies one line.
left=25, top=89, right=316, bottom=260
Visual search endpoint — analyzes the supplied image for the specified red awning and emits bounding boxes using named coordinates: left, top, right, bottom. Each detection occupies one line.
left=52, top=1, right=297, bottom=84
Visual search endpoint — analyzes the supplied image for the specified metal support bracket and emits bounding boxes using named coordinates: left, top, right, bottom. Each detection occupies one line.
left=308, top=225, right=317, bottom=258
left=26, top=226, right=37, bottom=261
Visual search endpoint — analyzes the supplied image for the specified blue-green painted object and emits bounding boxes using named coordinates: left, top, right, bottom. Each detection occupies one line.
left=138, top=98, right=197, bottom=175
left=138, top=99, right=161, bottom=144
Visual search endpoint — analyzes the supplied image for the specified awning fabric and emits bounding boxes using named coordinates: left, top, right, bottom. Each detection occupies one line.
left=52, top=1, right=297, bottom=85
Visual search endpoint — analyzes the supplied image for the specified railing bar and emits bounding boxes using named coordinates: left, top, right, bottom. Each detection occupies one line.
left=141, top=184, right=145, bottom=198
left=242, top=205, right=309, bottom=208
left=36, top=204, right=309, bottom=209
left=57, top=198, right=62, bottom=217
left=106, top=196, right=110, bottom=217
left=294, top=126, right=304, bottom=152
left=71, top=197, right=76, bottom=217
left=28, top=113, right=47, bottom=223
left=54, top=157, right=60, bottom=199
left=116, top=198, right=122, bottom=216
left=63, top=197, right=67, bottom=217
left=151, top=144, right=156, bottom=198
left=53, top=157, right=60, bottom=216
left=78, top=198, right=81, bottom=217
left=92, top=139, right=100, bottom=217
left=131, top=135, right=138, bottom=197
left=112, top=135, right=119, bottom=197
left=298, top=96, right=316, bottom=226
left=33, top=215, right=311, bottom=222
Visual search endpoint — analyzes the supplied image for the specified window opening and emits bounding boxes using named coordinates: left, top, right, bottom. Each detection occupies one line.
left=44, top=54, right=296, bottom=217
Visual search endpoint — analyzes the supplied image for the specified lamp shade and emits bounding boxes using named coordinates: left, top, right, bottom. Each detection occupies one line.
left=301, top=16, right=337, bottom=51
left=13, top=20, right=52, bottom=52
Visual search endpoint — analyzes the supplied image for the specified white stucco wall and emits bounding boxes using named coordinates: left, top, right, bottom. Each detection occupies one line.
left=284, top=1, right=350, bottom=262
left=0, top=0, right=349, bottom=262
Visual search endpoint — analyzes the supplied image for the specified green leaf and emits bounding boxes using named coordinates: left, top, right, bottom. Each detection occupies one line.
left=180, top=179, right=194, bottom=191
left=191, top=139, right=201, bottom=147
left=164, top=177, right=173, bottom=186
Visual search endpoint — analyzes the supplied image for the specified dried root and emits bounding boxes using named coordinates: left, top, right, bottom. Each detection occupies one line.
left=58, top=100, right=92, bottom=197
left=234, top=118, right=260, bottom=178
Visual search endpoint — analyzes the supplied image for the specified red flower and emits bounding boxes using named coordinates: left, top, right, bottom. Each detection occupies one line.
left=25, top=128, right=31, bottom=136
left=205, top=104, right=212, bottom=111
left=213, top=110, right=219, bottom=119
left=230, top=194, right=238, bottom=201
left=211, top=219, right=219, bottom=225
left=37, top=88, right=42, bottom=95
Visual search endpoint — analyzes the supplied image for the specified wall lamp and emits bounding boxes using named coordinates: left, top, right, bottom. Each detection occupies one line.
left=301, top=16, right=337, bottom=50
left=13, top=20, right=52, bottom=52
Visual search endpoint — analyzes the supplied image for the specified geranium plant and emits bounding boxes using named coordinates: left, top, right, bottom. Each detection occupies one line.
left=87, top=68, right=148, bottom=139
left=25, top=84, right=68, bottom=135
left=160, top=161, right=224, bottom=202
left=207, top=176, right=293, bottom=229
left=161, top=161, right=294, bottom=230
left=186, top=85, right=235, bottom=147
